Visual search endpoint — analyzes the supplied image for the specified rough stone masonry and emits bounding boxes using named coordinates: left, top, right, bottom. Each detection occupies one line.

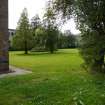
left=0, top=0, right=9, bottom=73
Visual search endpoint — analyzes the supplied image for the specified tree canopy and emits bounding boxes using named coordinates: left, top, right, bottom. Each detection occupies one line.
left=53, top=0, right=105, bottom=72
left=12, top=8, right=34, bottom=54
left=43, top=2, right=59, bottom=53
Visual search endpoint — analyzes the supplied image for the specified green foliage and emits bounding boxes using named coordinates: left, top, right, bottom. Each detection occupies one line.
left=30, top=9, right=59, bottom=53
left=31, top=14, right=41, bottom=39
left=31, top=14, right=41, bottom=30
left=53, top=0, right=105, bottom=72
left=58, top=32, right=77, bottom=49
left=45, top=28, right=58, bottom=53
left=75, top=0, right=105, bottom=72
left=43, top=3, right=59, bottom=53
left=32, top=27, right=47, bottom=52
left=12, top=8, right=34, bottom=54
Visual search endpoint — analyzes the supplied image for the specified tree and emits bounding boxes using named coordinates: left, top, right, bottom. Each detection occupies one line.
left=43, top=1, right=59, bottom=53
left=12, top=8, right=34, bottom=54
left=31, top=14, right=41, bottom=37
left=32, top=27, right=47, bottom=51
left=31, top=14, right=41, bottom=30
left=45, top=27, right=58, bottom=53
left=31, top=14, right=43, bottom=49
left=53, top=0, right=105, bottom=72
left=64, top=30, right=76, bottom=48
left=57, top=32, right=66, bottom=48
left=58, top=31, right=77, bottom=49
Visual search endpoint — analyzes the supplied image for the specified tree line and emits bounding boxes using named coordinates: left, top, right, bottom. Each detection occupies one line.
left=10, top=7, right=79, bottom=54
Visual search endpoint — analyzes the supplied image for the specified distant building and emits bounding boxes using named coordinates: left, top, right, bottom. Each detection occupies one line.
left=8, top=29, right=16, bottom=49
left=8, top=29, right=16, bottom=40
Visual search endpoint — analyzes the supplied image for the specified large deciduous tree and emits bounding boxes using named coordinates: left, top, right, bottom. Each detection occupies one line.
left=12, top=8, right=34, bottom=54
left=53, top=0, right=105, bottom=72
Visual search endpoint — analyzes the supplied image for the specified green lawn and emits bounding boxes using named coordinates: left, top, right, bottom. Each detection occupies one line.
left=0, top=49, right=105, bottom=105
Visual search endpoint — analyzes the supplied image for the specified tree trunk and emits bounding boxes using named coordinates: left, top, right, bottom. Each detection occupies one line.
left=50, top=44, right=54, bottom=54
left=24, top=41, right=28, bottom=54
left=50, top=49, right=54, bottom=54
left=94, top=49, right=105, bottom=72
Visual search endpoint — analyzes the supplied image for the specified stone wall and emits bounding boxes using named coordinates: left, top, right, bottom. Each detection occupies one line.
left=0, top=0, right=9, bottom=73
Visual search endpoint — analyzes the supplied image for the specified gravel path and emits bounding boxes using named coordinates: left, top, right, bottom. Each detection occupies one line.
left=0, top=66, right=32, bottom=78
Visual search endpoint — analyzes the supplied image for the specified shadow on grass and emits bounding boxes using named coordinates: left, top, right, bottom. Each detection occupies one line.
left=16, top=52, right=49, bottom=56
left=15, top=50, right=77, bottom=56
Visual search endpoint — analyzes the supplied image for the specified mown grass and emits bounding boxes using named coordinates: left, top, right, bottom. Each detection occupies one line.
left=0, top=49, right=105, bottom=105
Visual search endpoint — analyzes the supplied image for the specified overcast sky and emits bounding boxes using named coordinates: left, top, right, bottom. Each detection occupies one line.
left=9, top=0, right=80, bottom=34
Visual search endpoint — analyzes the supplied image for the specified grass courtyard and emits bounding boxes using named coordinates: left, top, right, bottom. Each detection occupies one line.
left=0, top=49, right=105, bottom=105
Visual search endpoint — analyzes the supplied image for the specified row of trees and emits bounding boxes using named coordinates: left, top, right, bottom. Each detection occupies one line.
left=11, top=7, right=79, bottom=54
left=12, top=7, right=58, bottom=54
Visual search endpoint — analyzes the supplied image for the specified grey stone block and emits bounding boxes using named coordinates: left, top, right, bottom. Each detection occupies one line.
left=0, top=0, right=9, bottom=72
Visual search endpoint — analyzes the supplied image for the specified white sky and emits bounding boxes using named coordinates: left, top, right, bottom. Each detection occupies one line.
left=9, top=0, right=80, bottom=35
